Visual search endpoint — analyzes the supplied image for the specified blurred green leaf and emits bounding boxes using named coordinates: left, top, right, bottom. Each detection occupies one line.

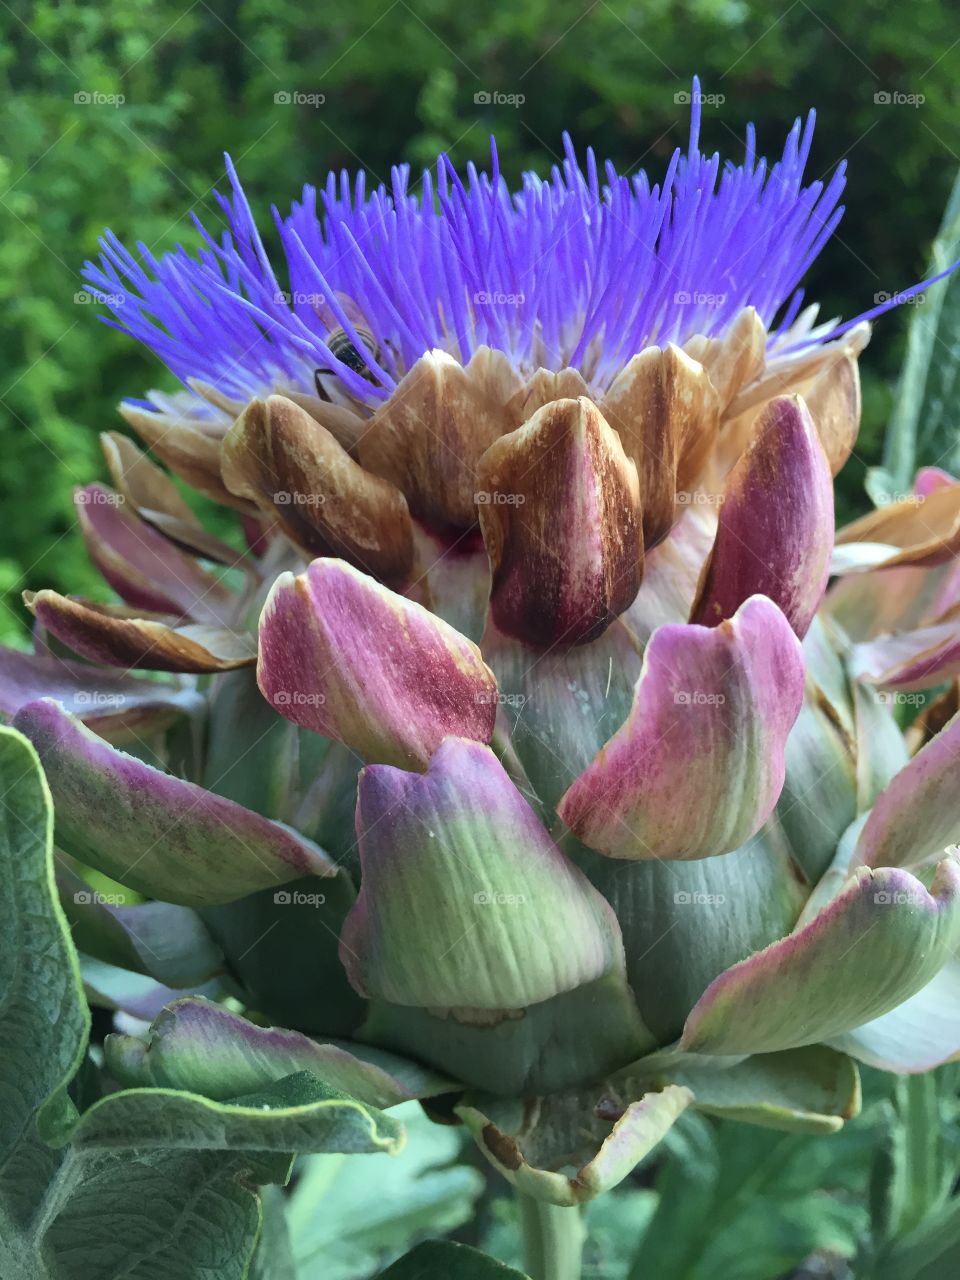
left=378, top=1240, right=530, bottom=1277
left=250, top=1185, right=299, bottom=1280
left=286, top=1102, right=484, bottom=1279
left=867, top=1197, right=960, bottom=1280
left=880, top=166, right=960, bottom=493
left=627, top=1109, right=878, bottom=1280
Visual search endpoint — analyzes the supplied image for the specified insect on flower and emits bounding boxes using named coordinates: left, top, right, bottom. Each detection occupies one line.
left=313, top=292, right=387, bottom=400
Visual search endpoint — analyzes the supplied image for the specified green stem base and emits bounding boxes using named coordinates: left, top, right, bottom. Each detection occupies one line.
left=517, top=1192, right=584, bottom=1280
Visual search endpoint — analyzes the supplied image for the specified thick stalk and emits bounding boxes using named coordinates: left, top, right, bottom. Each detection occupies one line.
left=517, top=1192, right=584, bottom=1280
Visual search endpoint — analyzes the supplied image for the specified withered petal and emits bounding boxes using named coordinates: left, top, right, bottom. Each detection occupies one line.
left=355, top=348, right=515, bottom=528
left=25, top=590, right=255, bottom=673
left=100, top=432, right=242, bottom=566
left=684, top=307, right=767, bottom=412
left=280, top=390, right=368, bottom=453
left=120, top=401, right=257, bottom=514
left=836, top=478, right=960, bottom=569
left=506, top=367, right=591, bottom=426
left=477, top=396, right=643, bottom=648
left=74, top=483, right=236, bottom=625
left=600, top=344, right=719, bottom=548
left=803, top=354, right=861, bottom=476
left=726, top=322, right=870, bottom=421
left=221, top=395, right=413, bottom=587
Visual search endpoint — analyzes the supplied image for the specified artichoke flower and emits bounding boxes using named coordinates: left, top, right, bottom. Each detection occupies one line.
left=5, top=84, right=960, bottom=1214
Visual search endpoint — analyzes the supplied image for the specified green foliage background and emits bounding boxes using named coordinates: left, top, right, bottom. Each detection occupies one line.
left=2, top=0, right=959, bottom=643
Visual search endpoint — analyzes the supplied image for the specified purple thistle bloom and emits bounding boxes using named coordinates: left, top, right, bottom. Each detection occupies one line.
left=82, top=79, right=949, bottom=415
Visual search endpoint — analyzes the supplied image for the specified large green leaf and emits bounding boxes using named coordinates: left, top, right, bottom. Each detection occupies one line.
left=0, top=726, right=88, bottom=1278
left=864, top=1073, right=960, bottom=1276
left=0, top=725, right=273, bottom=1278
left=62, top=1072, right=405, bottom=1155
left=44, top=1148, right=279, bottom=1280
left=624, top=1113, right=721, bottom=1280
left=0, top=724, right=408, bottom=1279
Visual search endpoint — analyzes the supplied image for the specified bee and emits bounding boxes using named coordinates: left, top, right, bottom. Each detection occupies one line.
left=315, top=326, right=381, bottom=384
left=313, top=293, right=383, bottom=400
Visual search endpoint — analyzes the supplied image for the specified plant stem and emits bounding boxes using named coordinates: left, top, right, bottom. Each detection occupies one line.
left=517, top=1192, right=584, bottom=1280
